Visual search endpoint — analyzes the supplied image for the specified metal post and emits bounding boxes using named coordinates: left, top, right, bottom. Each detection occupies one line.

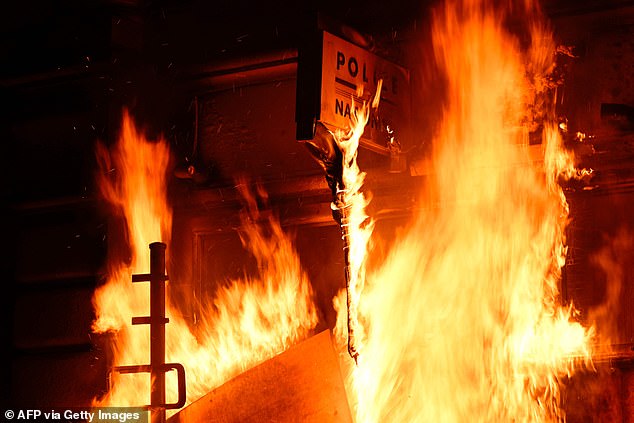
left=149, top=242, right=166, bottom=423
left=122, top=242, right=185, bottom=419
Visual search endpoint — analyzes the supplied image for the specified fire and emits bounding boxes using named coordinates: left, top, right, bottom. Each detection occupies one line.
left=331, top=92, right=375, bottom=361
left=334, top=1, right=594, bottom=422
left=92, top=112, right=173, bottom=408
left=92, top=111, right=317, bottom=409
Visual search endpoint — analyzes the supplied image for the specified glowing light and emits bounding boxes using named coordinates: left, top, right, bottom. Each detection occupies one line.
left=334, top=1, right=594, bottom=422
left=92, top=111, right=317, bottom=410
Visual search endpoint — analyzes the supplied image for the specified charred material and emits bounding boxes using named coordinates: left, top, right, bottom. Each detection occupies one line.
left=303, top=123, right=360, bottom=362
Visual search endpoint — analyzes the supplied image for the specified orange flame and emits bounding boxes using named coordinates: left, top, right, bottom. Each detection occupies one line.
left=92, top=111, right=317, bottom=409
left=334, top=1, right=593, bottom=422
left=332, top=96, right=374, bottom=361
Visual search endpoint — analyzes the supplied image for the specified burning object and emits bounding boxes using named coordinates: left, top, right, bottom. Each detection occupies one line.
left=303, top=101, right=374, bottom=363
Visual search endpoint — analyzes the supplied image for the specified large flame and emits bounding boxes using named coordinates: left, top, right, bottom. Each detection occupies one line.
left=92, top=111, right=317, bottom=408
left=334, top=1, right=594, bottom=422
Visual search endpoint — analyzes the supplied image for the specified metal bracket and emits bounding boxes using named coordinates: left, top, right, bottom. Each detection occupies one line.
left=112, top=363, right=187, bottom=410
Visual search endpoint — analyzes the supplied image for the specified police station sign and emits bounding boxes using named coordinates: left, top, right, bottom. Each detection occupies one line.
left=319, top=31, right=410, bottom=153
